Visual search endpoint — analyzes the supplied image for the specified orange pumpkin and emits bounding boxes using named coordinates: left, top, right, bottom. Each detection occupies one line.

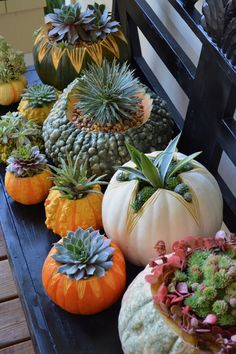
left=45, top=186, right=103, bottom=237
left=42, top=236, right=126, bottom=314
left=0, top=75, right=27, bottom=106
left=5, top=169, right=53, bottom=205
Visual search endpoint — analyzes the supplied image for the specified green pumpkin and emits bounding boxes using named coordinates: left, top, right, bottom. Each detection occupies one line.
left=33, top=24, right=128, bottom=91
left=42, top=78, right=173, bottom=179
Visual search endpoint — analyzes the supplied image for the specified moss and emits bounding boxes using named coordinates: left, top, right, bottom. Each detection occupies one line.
left=131, top=186, right=156, bottom=212
left=173, top=270, right=187, bottom=282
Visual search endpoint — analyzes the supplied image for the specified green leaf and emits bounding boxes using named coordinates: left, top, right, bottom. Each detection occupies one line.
left=126, top=143, right=143, bottom=170
left=159, top=133, right=181, bottom=182
left=117, top=166, right=149, bottom=183
left=140, top=153, right=162, bottom=188
left=167, top=151, right=202, bottom=179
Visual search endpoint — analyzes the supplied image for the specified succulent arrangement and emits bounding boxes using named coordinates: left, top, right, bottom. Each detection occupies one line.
left=52, top=227, right=114, bottom=280
left=42, top=227, right=126, bottom=314
left=116, top=133, right=200, bottom=212
left=18, top=84, right=58, bottom=124
left=33, top=2, right=127, bottom=89
left=146, top=231, right=236, bottom=354
left=43, top=60, right=173, bottom=178
left=0, top=112, right=44, bottom=163
left=6, top=146, right=47, bottom=178
left=45, top=155, right=107, bottom=236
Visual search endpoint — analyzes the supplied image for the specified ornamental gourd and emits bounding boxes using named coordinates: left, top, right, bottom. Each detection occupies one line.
left=33, top=2, right=127, bottom=90
left=102, top=134, right=223, bottom=266
left=42, top=227, right=126, bottom=314
left=0, top=36, right=27, bottom=105
left=5, top=146, right=52, bottom=205
left=42, top=60, right=173, bottom=179
left=45, top=155, right=107, bottom=237
left=18, top=84, right=58, bottom=125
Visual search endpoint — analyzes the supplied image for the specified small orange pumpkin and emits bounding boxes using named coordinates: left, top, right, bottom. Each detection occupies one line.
left=5, top=169, right=53, bottom=205
left=0, top=75, right=27, bottom=106
left=42, top=227, right=126, bottom=314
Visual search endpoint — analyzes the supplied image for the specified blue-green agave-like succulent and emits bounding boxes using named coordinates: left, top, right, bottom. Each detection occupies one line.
left=52, top=227, right=114, bottom=280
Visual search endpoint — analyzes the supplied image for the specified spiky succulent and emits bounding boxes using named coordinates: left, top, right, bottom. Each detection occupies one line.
left=74, top=60, right=142, bottom=127
left=6, top=146, right=47, bottom=178
left=49, top=155, right=107, bottom=200
left=0, top=112, right=44, bottom=163
left=52, top=227, right=114, bottom=279
left=116, top=133, right=201, bottom=211
left=86, top=3, right=119, bottom=40
left=21, top=84, right=58, bottom=108
left=0, top=36, right=26, bottom=84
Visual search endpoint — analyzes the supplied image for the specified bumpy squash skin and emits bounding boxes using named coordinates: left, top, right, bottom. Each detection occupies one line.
left=102, top=152, right=223, bottom=266
left=45, top=186, right=103, bottom=237
left=33, top=26, right=128, bottom=91
left=0, top=75, right=27, bottom=106
left=42, top=239, right=126, bottom=314
left=5, top=170, right=53, bottom=205
left=119, top=267, right=199, bottom=354
left=18, top=99, right=56, bottom=125
left=42, top=80, right=173, bottom=179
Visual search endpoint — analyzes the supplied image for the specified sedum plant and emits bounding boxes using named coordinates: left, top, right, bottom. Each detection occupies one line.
left=0, top=36, right=26, bottom=84
left=0, top=112, right=44, bottom=163
left=6, top=146, right=47, bottom=178
left=21, top=84, right=58, bottom=108
left=52, top=227, right=114, bottom=279
left=49, top=155, right=107, bottom=200
left=46, top=2, right=119, bottom=44
left=116, top=133, right=201, bottom=212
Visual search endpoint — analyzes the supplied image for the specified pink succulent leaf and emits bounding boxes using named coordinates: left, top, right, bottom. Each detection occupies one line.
left=215, top=230, right=227, bottom=240
left=203, top=237, right=217, bottom=250
left=231, top=335, right=236, bottom=342
left=190, top=317, right=199, bottom=328
left=171, top=296, right=184, bottom=304
left=155, top=284, right=168, bottom=303
left=176, top=282, right=188, bottom=294
left=182, top=305, right=191, bottom=316
left=145, top=274, right=158, bottom=284
left=154, top=240, right=166, bottom=256
left=203, top=314, right=218, bottom=325
left=167, top=255, right=182, bottom=268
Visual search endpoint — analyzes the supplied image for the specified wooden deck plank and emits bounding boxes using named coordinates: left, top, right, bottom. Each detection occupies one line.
left=0, top=299, right=30, bottom=349
left=0, top=260, right=18, bottom=302
left=0, top=340, right=34, bottom=354
left=0, top=228, right=7, bottom=260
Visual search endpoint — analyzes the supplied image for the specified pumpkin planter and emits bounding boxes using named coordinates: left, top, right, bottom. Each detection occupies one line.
left=45, top=156, right=106, bottom=237
left=5, top=146, right=52, bottom=205
left=42, top=227, right=126, bottom=314
left=102, top=134, right=223, bottom=266
left=33, top=3, right=127, bottom=90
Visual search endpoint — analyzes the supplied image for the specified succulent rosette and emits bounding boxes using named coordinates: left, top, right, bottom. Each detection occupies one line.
left=146, top=231, right=236, bottom=354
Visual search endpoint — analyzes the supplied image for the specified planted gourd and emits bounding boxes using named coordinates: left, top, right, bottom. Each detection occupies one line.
left=42, top=227, right=126, bottom=314
left=102, top=134, right=223, bottom=266
left=45, top=155, right=107, bottom=237
left=18, top=84, right=58, bottom=124
left=33, top=2, right=127, bottom=90
left=5, top=145, right=52, bottom=205
left=0, top=112, right=44, bottom=163
left=42, top=60, right=173, bottom=178
left=0, top=36, right=27, bottom=105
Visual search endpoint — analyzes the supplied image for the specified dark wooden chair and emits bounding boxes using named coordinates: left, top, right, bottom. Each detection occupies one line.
left=0, top=1, right=235, bottom=353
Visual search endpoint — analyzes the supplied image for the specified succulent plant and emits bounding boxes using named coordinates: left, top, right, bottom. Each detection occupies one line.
left=0, top=112, right=44, bottom=163
left=74, top=60, right=142, bottom=128
left=49, top=155, right=107, bottom=200
left=116, top=133, right=201, bottom=211
left=0, top=36, right=26, bottom=84
left=21, top=84, right=58, bottom=108
left=52, top=227, right=114, bottom=279
left=6, top=146, right=47, bottom=178
left=146, top=231, right=236, bottom=354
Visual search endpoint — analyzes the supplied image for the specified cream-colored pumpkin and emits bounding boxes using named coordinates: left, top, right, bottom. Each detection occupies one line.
left=119, top=266, right=199, bottom=354
left=102, top=152, right=223, bottom=266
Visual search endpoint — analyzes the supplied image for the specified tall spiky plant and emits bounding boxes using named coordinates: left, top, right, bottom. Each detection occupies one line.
left=49, top=155, right=107, bottom=200
left=116, top=133, right=201, bottom=212
left=21, top=84, right=58, bottom=108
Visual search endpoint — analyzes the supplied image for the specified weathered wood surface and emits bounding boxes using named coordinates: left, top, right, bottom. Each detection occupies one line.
left=0, top=260, right=17, bottom=302
left=0, top=228, right=7, bottom=260
left=0, top=299, right=30, bottom=349
left=0, top=340, right=34, bottom=354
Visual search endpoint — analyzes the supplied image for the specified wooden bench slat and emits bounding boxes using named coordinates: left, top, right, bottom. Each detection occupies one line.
left=0, top=260, right=18, bottom=302
left=0, top=229, right=7, bottom=260
left=0, top=299, right=30, bottom=349
left=0, top=340, right=34, bottom=354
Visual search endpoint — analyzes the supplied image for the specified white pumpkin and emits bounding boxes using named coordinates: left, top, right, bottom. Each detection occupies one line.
left=118, top=266, right=199, bottom=354
left=102, top=152, right=223, bottom=266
